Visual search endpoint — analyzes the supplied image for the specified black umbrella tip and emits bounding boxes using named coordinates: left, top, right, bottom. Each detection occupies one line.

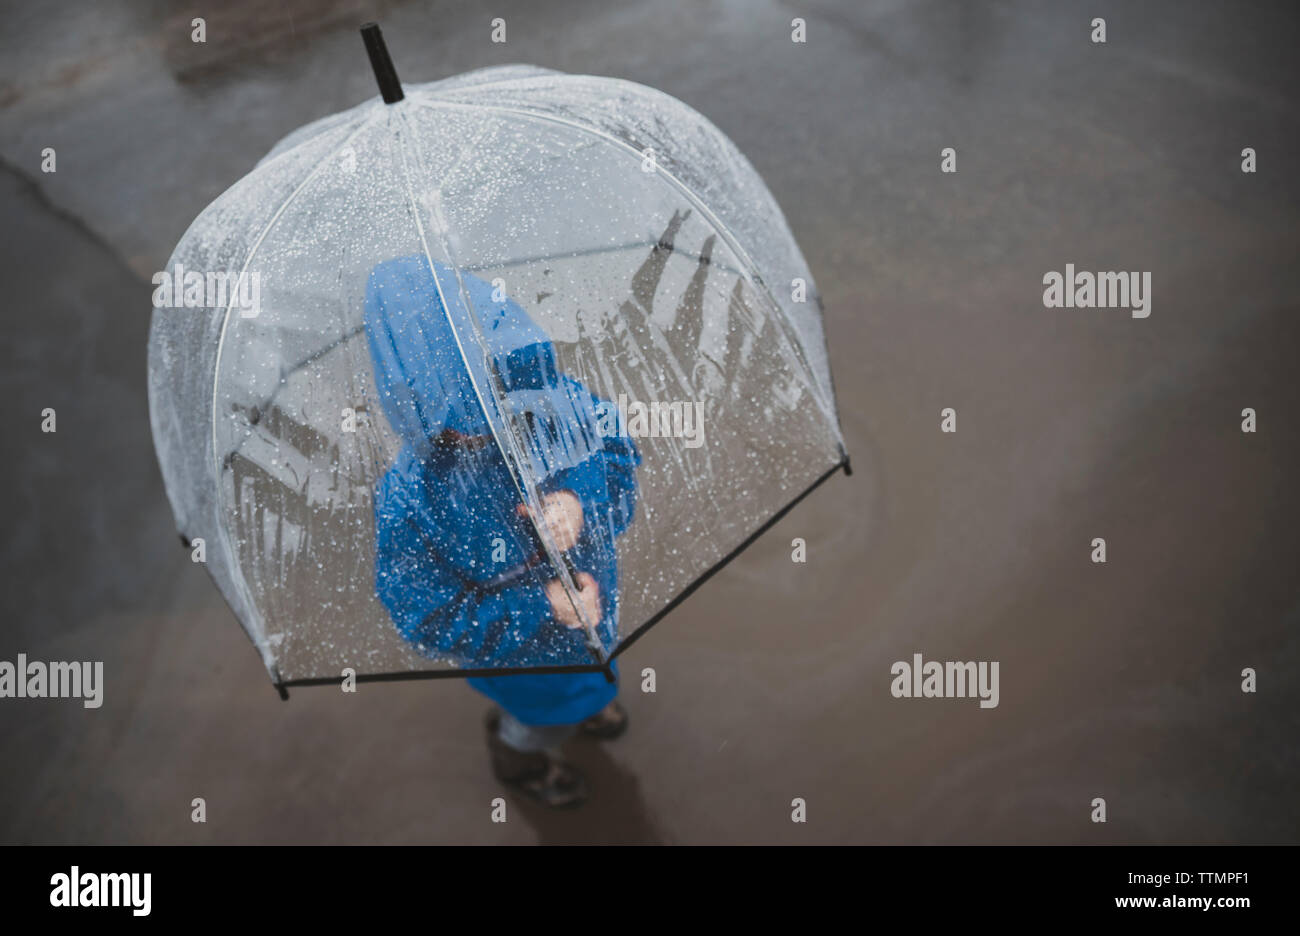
left=360, top=22, right=404, bottom=104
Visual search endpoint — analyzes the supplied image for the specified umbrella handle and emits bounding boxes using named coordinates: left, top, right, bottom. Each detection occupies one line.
left=559, top=551, right=580, bottom=581
left=523, top=508, right=604, bottom=660
left=520, top=499, right=581, bottom=581
left=552, top=552, right=609, bottom=670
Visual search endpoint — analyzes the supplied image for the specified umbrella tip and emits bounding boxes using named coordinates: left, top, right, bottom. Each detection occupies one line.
left=360, top=22, right=404, bottom=104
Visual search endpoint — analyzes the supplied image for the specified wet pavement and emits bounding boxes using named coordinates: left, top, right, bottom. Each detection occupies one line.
left=1, top=0, right=1297, bottom=843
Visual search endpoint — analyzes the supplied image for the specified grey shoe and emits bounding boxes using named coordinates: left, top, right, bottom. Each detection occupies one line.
left=485, top=710, right=589, bottom=808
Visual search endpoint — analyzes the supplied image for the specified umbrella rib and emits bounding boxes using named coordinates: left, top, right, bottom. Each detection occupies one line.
left=207, top=109, right=383, bottom=666
left=391, top=106, right=610, bottom=665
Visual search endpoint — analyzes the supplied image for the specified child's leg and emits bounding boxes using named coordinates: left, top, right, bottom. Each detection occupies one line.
left=496, top=710, right=577, bottom=752
left=484, top=709, right=588, bottom=807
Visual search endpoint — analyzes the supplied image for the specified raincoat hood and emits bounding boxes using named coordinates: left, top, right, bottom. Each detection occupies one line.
left=364, top=255, right=588, bottom=468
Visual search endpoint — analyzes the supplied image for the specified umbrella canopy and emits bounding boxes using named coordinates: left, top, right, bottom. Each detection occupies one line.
left=147, top=25, right=849, bottom=695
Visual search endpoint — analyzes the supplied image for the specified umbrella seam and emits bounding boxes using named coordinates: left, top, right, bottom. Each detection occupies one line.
left=208, top=110, right=383, bottom=674
left=390, top=105, right=610, bottom=666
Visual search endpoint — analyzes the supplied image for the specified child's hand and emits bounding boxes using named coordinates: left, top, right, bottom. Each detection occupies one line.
left=517, top=490, right=584, bottom=552
left=544, top=573, right=601, bottom=630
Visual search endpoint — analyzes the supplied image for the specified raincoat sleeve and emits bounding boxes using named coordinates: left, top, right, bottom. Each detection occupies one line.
left=374, top=481, right=560, bottom=665
left=542, top=378, right=641, bottom=540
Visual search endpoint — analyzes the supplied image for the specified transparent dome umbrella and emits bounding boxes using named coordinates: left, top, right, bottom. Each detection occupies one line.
left=147, top=24, right=850, bottom=698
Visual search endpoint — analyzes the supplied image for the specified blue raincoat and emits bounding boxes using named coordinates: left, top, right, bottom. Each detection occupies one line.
left=364, top=255, right=640, bottom=725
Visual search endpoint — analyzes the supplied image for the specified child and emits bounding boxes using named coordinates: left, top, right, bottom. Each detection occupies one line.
left=365, top=255, right=640, bottom=807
